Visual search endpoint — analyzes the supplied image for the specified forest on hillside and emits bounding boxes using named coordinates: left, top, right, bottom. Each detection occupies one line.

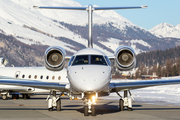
left=135, top=46, right=180, bottom=78
left=136, top=46, right=180, bottom=67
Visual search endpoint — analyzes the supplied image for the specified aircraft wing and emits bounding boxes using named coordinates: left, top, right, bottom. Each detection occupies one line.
left=0, top=79, right=68, bottom=92
left=110, top=78, right=180, bottom=92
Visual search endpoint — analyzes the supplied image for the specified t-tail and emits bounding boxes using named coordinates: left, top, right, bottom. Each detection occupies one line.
left=33, top=5, right=147, bottom=48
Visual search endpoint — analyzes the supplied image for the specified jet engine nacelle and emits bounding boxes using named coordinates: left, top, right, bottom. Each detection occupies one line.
left=44, top=46, right=66, bottom=71
left=0, top=57, right=8, bottom=67
left=114, top=46, right=136, bottom=71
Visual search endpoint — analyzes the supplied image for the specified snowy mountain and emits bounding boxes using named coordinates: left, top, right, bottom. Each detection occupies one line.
left=0, top=0, right=158, bottom=54
left=0, top=0, right=180, bottom=67
left=149, top=23, right=180, bottom=38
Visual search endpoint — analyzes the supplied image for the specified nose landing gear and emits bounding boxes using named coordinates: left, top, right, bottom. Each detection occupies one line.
left=83, top=93, right=97, bottom=116
left=84, top=99, right=96, bottom=116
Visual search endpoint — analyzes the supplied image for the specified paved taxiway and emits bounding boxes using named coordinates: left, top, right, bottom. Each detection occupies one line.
left=0, top=95, right=180, bottom=120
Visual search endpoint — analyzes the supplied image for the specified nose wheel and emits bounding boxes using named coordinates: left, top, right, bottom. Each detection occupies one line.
left=84, top=105, right=96, bottom=116
left=84, top=99, right=96, bottom=116
left=91, top=105, right=96, bottom=116
left=84, top=106, right=88, bottom=116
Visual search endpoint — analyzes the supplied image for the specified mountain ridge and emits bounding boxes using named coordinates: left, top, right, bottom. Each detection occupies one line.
left=149, top=23, right=180, bottom=38
left=0, top=0, right=180, bottom=64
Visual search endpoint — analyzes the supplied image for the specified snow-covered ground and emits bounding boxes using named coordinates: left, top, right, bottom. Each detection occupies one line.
left=101, top=76, right=180, bottom=107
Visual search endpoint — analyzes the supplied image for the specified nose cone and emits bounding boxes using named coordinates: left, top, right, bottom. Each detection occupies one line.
left=68, top=65, right=111, bottom=92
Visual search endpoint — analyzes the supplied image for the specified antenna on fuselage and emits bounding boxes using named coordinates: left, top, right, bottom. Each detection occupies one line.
left=33, top=5, right=147, bottom=48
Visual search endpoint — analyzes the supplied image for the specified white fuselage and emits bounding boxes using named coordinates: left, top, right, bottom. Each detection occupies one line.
left=0, top=67, right=68, bottom=94
left=67, top=48, right=111, bottom=93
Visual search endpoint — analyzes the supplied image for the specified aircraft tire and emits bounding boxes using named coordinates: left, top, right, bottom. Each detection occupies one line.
left=56, top=99, right=61, bottom=111
left=119, top=99, right=124, bottom=111
left=91, top=106, right=96, bottom=116
left=2, top=95, right=7, bottom=100
left=128, top=107, right=132, bottom=111
left=84, top=106, right=88, bottom=116
left=22, top=94, right=28, bottom=99
left=48, top=108, right=53, bottom=111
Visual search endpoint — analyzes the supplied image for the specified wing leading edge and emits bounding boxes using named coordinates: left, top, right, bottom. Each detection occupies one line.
left=0, top=79, right=68, bottom=91
left=110, top=78, right=180, bottom=92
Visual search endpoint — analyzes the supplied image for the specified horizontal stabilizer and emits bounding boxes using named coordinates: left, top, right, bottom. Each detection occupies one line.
left=94, top=5, right=147, bottom=10
left=33, top=5, right=147, bottom=11
left=33, top=6, right=87, bottom=10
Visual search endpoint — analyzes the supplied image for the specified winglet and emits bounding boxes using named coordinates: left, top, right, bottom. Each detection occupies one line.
left=33, top=6, right=39, bottom=9
left=141, top=5, right=148, bottom=8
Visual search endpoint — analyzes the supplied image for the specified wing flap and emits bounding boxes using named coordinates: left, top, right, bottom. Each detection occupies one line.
left=110, top=79, right=180, bottom=92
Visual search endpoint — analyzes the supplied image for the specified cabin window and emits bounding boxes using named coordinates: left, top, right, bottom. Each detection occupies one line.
left=29, top=75, right=31, bottom=79
left=46, top=76, right=49, bottom=80
left=40, top=75, right=43, bottom=79
left=72, top=55, right=89, bottom=65
left=16, top=74, right=18, bottom=78
left=58, top=76, right=61, bottom=80
left=34, top=75, right=37, bottom=79
left=91, top=55, right=107, bottom=65
left=22, top=74, right=25, bottom=78
left=52, top=76, right=55, bottom=80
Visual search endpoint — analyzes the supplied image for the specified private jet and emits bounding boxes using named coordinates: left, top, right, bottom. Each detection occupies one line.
left=1, top=5, right=180, bottom=116
left=0, top=57, right=67, bottom=100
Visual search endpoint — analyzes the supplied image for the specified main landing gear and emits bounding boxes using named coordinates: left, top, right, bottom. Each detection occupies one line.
left=117, top=90, right=134, bottom=111
left=83, top=94, right=97, bottom=116
left=47, top=91, right=62, bottom=111
left=1, top=92, right=10, bottom=100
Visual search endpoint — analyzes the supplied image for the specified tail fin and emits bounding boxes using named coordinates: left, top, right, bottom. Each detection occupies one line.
left=33, top=5, right=147, bottom=48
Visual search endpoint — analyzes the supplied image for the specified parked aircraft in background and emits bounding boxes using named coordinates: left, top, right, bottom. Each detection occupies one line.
left=0, top=57, right=67, bottom=99
left=1, top=4, right=180, bottom=117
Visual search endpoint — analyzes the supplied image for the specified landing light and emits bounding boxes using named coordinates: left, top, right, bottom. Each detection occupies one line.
left=92, top=96, right=96, bottom=103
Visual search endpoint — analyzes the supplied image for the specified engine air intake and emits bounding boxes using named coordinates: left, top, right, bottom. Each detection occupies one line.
left=118, top=50, right=133, bottom=66
left=47, top=50, right=63, bottom=66
left=44, top=46, right=66, bottom=71
left=114, top=46, right=136, bottom=71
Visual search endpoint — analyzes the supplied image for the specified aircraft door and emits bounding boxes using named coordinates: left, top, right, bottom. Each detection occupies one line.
left=14, top=71, right=21, bottom=80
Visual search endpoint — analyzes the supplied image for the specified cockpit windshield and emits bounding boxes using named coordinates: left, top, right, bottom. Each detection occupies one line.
left=71, top=55, right=107, bottom=66
left=72, top=55, right=89, bottom=65
left=91, top=55, right=107, bottom=65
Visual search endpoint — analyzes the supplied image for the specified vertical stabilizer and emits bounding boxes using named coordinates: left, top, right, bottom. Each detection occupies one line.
left=33, top=5, right=147, bottom=48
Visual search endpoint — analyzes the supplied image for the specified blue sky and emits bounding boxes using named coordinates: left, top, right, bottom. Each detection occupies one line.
left=75, top=0, right=180, bottom=30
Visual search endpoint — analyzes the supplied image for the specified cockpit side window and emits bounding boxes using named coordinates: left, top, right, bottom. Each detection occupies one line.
left=105, top=56, right=111, bottom=66
left=72, top=55, right=89, bottom=65
left=68, top=56, right=75, bottom=66
left=91, top=55, right=107, bottom=65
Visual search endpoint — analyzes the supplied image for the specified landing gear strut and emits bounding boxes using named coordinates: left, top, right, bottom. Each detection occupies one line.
left=117, top=90, right=134, bottom=111
left=83, top=93, right=97, bottom=116
left=47, top=91, right=62, bottom=111
left=84, top=99, right=96, bottom=116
